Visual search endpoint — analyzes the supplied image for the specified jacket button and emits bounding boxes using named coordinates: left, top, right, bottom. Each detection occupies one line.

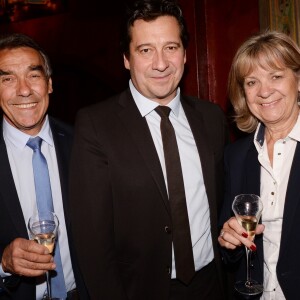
left=165, top=226, right=171, bottom=234
left=166, top=266, right=171, bottom=275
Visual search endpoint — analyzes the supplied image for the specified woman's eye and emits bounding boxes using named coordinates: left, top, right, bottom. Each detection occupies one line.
left=245, top=80, right=255, bottom=87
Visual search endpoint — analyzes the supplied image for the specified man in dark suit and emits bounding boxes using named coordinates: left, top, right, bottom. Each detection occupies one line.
left=69, top=0, right=229, bottom=299
left=0, top=33, right=86, bottom=299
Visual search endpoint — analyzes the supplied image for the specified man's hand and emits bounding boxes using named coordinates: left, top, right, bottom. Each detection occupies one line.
left=1, top=238, right=56, bottom=277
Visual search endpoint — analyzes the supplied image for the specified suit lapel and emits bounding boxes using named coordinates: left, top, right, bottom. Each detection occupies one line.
left=49, top=118, right=72, bottom=226
left=243, top=142, right=264, bottom=276
left=117, top=91, right=171, bottom=214
left=244, top=143, right=261, bottom=195
left=280, top=142, right=300, bottom=256
left=182, top=101, right=213, bottom=184
left=181, top=99, right=217, bottom=211
left=0, top=120, right=28, bottom=238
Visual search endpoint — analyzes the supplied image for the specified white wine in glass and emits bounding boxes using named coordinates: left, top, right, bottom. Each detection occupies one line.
left=240, top=216, right=257, bottom=241
left=33, top=231, right=55, bottom=253
left=232, top=194, right=263, bottom=296
left=28, top=211, right=59, bottom=300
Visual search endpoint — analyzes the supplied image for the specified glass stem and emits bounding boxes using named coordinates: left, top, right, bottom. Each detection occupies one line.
left=245, top=247, right=252, bottom=287
left=46, top=271, right=51, bottom=299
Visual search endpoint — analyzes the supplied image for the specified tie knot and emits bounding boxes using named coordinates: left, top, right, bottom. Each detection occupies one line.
left=155, top=106, right=171, bottom=118
left=26, top=136, right=43, bottom=151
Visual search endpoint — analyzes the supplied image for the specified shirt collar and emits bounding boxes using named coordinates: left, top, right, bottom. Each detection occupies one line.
left=254, top=123, right=265, bottom=147
left=129, top=80, right=181, bottom=117
left=254, top=113, right=300, bottom=147
left=3, top=115, right=54, bottom=149
left=288, top=113, right=300, bottom=142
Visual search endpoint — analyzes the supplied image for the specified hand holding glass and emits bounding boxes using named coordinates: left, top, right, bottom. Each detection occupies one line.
left=28, top=211, right=59, bottom=300
left=232, top=194, right=263, bottom=296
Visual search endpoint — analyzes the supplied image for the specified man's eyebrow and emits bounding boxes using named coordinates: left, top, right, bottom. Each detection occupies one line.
left=0, top=69, right=11, bottom=76
left=0, top=65, right=44, bottom=76
left=29, top=65, right=44, bottom=72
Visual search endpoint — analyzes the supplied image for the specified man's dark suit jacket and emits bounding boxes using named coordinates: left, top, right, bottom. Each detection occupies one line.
left=69, top=89, right=229, bottom=300
left=0, top=116, right=87, bottom=300
left=219, top=132, right=300, bottom=299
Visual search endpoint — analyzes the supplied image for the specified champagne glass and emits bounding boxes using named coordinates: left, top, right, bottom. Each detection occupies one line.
left=28, top=211, right=59, bottom=300
left=232, top=194, right=263, bottom=296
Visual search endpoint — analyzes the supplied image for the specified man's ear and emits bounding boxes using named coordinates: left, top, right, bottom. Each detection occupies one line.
left=48, top=78, right=53, bottom=94
left=124, top=54, right=130, bottom=70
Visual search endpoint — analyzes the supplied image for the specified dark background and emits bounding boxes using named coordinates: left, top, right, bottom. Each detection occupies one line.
left=0, top=0, right=260, bottom=128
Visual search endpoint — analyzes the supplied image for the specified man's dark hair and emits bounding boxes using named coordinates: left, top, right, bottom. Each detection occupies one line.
left=0, top=33, right=52, bottom=79
left=121, top=0, right=189, bottom=57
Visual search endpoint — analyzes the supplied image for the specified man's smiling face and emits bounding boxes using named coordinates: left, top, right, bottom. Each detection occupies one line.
left=0, top=47, right=52, bottom=135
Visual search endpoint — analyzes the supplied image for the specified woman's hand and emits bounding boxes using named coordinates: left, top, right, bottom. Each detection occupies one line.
left=218, top=217, right=265, bottom=251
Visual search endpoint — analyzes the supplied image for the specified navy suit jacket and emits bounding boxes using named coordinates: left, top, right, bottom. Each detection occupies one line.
left=70, top=89, right=229, bottom=300
left=0, top=116, right=87, bottom=300
left=219, top=133, right=300, bottom=299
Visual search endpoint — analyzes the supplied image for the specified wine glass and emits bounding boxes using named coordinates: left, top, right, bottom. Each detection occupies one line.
left=232, top=194, right=263, bottom=296
left=28, top=211, right=59, bottom=300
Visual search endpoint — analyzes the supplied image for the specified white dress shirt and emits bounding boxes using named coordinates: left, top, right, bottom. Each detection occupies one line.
left=254, top=115, right=300, bottom=300
left=1, top=116, right=75, bottom=299
left=129, top=80, right=214, bottom=279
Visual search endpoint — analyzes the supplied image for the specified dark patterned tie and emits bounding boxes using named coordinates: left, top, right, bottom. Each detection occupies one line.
left=155, top=106, right=195, bottom=284
left=27, top=137, right=67, bottom=298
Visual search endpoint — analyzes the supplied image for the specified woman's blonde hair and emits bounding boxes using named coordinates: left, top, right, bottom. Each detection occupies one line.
left=228, top=31, right=300, bottom=133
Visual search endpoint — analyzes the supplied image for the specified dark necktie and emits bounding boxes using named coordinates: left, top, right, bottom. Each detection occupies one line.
left=155, top=106, right=195, bottom=284
left=27, top=137, right=67, bottom=299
